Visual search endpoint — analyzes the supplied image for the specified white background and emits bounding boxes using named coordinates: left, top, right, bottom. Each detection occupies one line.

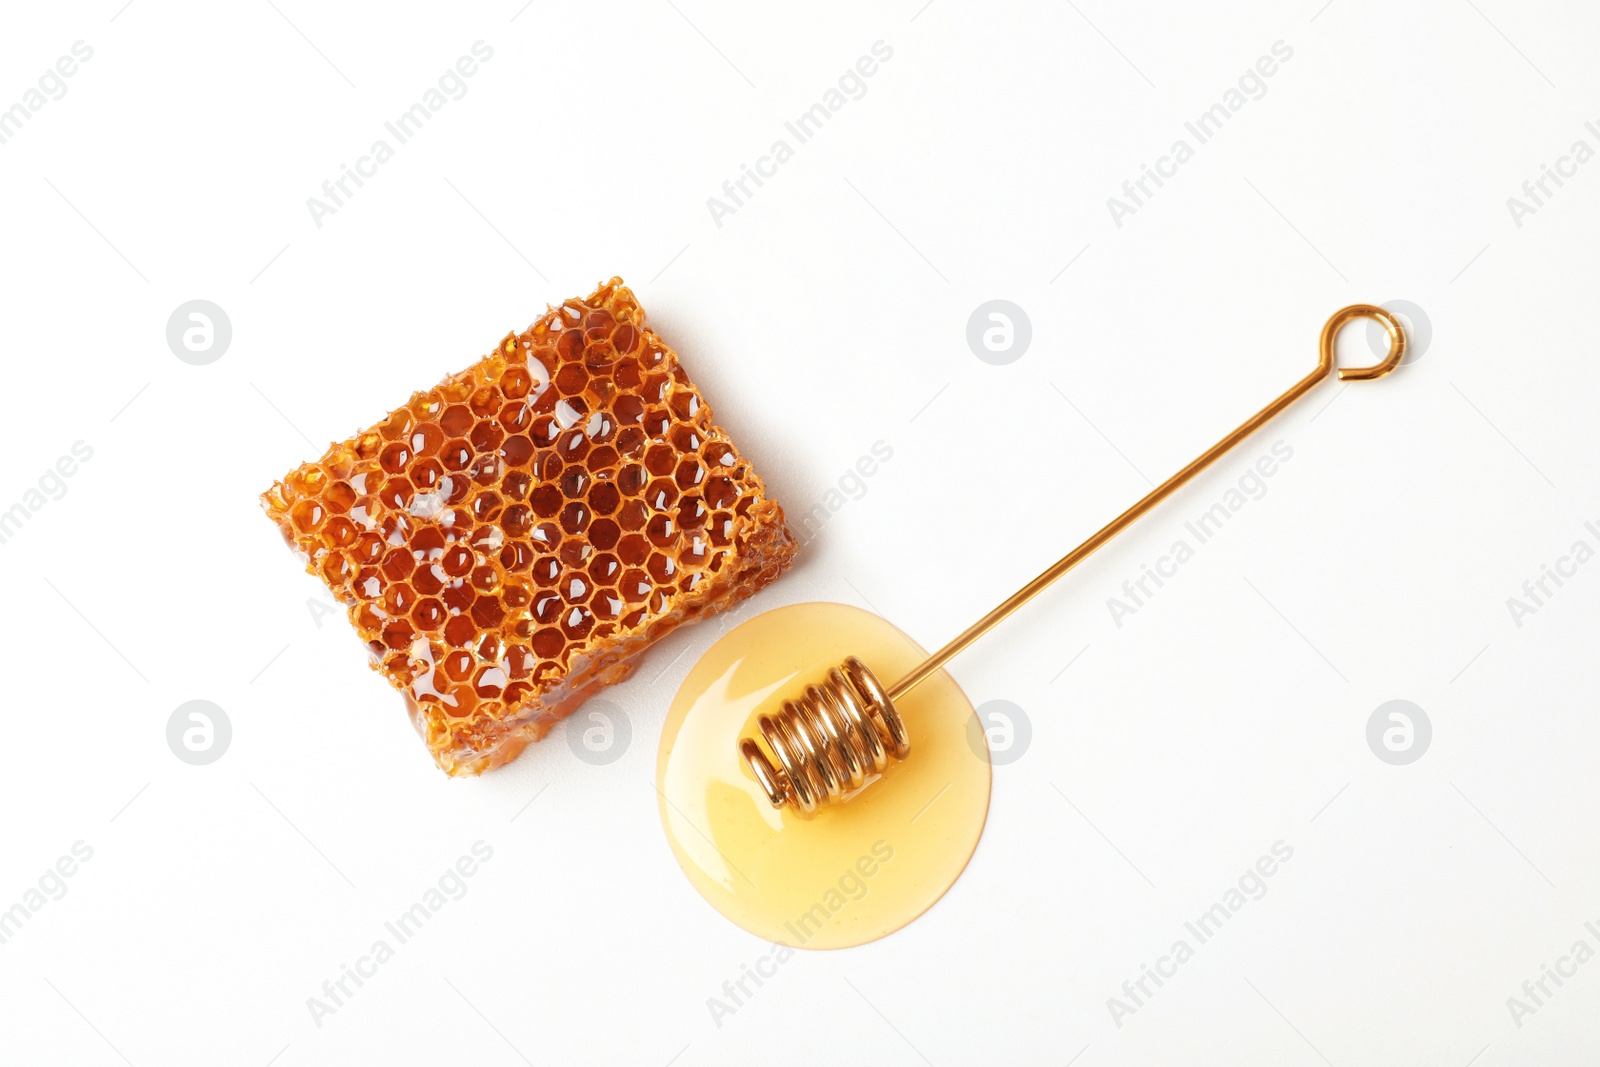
left=1, top=1, right=1597, bottom=1064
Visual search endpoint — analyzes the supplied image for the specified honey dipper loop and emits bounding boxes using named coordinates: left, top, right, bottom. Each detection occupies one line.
left=740, top=305, right=1407, bottom=815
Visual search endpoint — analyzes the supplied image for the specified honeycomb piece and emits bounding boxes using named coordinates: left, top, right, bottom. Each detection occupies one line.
left=262, top=278, right=797, bottom=775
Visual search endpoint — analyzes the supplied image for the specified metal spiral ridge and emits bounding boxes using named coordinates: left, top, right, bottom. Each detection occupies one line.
left=738, top=657, right=910, bottom=817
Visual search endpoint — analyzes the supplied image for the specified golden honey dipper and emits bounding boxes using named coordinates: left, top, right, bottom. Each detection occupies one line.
left=739, top=305, right=1408, bottom=816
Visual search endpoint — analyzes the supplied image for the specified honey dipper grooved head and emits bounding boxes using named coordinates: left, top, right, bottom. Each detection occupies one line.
left=739, top=656, right=909, bottom=816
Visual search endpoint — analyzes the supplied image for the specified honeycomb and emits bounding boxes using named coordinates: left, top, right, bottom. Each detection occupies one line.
left=261, top=278, right=797, bottom=775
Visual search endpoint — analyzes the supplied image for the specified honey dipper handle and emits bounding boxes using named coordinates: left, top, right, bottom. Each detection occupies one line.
left=886, top=305, right=1408, bottom=701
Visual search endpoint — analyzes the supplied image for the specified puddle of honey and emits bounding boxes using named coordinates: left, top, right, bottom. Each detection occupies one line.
left=656, top=601, right=990, bottom=949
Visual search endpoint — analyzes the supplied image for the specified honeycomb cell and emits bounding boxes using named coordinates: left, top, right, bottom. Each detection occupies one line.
left=555, top=400, right=586, bottom=430
left=669, top=424, right=702, bottom=454
left=675, top=458, right=706, bottom=491
left=617, top=533, right=649, bottom=566
left=555, top=364, right=588, bottom=396
left=529, top=485, right=562, bottom=518
left=586, top=411, right=617, bottom=444
left=531, top=627, right=564, bottom=658
left=470, top=386, right=500, bottom=418
left=410, top=459, right=444, bottom=490
left=704, top=475, right=739, bottom=509
left=477, top=634, right=504, bottom=663
left=612, top=323, right=639, bottom=356
left=260, top=277, right=797, bottom=777
left=500, top=541, right=535, bottom=573
left=353, top=532, right=385, bottom=564
left=646, top=514, right=678, bottom=549
left=531, top=414, right=561, bottom=446
left=382, top=620, right=414, bottom=650
left=470, top=421, right=503, bottom=454
left=378, top=514, right=411, bottom=544
left=557, top=428, right=589, bottom=461
left=616, top=426, right=646, bottom=458
left=676, top=496, right=708, bottom=530
left=354, top=601, right=382, bottom=630
left=443, top=615, right=477, bottom=647
left=290, top=499, right=325, bottom=533
left=501, top=366, right=534, bottom=400
left=413, top=598, right=446, bottom=630
left=503, top=470, right=533, bottom=500
left=324, top=481, right=357, bottom=512
left=559, top=500, right=590, bottom=535
left=411, top=394, right=443, bottom=422
left=501, top=434, right=535, bottom=467
left=561, top=605, right=594, bottom=640
left=442, top=581, right=474, bottom=613
left=471, top=565, right=500, bottom=594
left=620, top=568, right=652, bottom=602
left=592, top=589, right=624, bottom=621
left=669, top=389, right=703, bottom=422
left=411, top=422, right=444, bottom=457
left=381, top=548, right=413, bottom=582
left=290, top=466, right=329, bottom=496
left=471, top=491, right=503, bottom=523
left=614, top=395, right=645, bottom=424
left=560, top=468, right=590, bottom=499
left=441, top=545, right=474, bottom=577
left=645, top=444, right=675, bottom=477
left=556, top=329, right=584, bottom=362
left=527, top=385, right=558, bottom=418
left=531, top=556, right=561, bottom=587
left=588, top=518, right=620, bottom=551
left=443, top=649, right=476, bottom=682
left=501, top=504, right=533, bottom=539
left=588, top=553, right=621, bottom=585
left=378, top=477, right=413, bottom=510
left=441, top=475, right=471, bottom=505
left=470, top=455, right=502, bottom=487
left=445, top=689, right=478, bottom=718
left=645, top=478, right=678, bottom=512
left=468, top=525, right=501, bottom=550
left=382, top=584, right=416, bottom=615
left=379, top=442, right=412, bottom=474
left=647, top=552, right=677, bottom=583
left=506, top=645, right=535, bottom=677
left=499, top=403, right=533, bottom=434
left=618, top=464, right=648, bottom=496
left=640, top=373, right=668, bottom=404
left=378, top=408, right=414, bottom=441
left=474, top=666, right=506, bottom=699
left=322, top=516, right=359, bottom=549
left=533, top=591, right=563, bottom=624
left=643, top=408, right=672, bottom=438
left=321, top=552, right=353, bottom=585
left=441, top=439, right=473, bottom=471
